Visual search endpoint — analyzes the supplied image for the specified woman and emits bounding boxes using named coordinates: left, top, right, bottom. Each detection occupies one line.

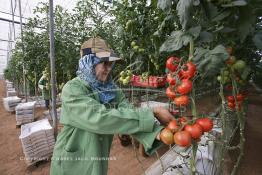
left=50, top=37, right=173, bottom=175
left=38, top=68, right=50, bottom=109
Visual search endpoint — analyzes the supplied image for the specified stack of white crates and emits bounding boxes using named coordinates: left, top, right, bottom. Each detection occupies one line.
left=19, top=119, right=55, bottom=165
left=5, top=81, right=17, bottom=97
left=3, top=96, right=22, bottom=112
left=15, top=101, right=36, bottom=125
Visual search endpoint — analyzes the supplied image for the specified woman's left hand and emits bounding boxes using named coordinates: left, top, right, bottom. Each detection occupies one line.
left=152, top=106, right=174, bottom=126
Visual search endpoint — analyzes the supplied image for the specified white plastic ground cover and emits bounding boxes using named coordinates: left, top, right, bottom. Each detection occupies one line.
left=19, top=119, right=55, bottom=164
left=3, top=96, right=22, bottom=112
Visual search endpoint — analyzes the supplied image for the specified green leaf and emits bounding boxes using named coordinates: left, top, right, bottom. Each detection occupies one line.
left=237, top=8, right=255, bottom=42
left=160, top=30, right=193, bottom=53
left=221, top=0, right=247, bottom=7
left=211, top=11, right=231, bottom=22
left=253, top=32, right=262, bottom=49
left=192, top=45, right=229, bottom=78
left=220, top=27, right=236, bottom=33
left=188, top=26, right=201, bottom=39
left=160, top=31, right=184, bottom=52
left=157, top=0, right=172, bottom=11
left=241, top=66, right=251, bottom=80
left=199, top=31, right=213, bottom=43
left=176, top=0, right=193, bottom=29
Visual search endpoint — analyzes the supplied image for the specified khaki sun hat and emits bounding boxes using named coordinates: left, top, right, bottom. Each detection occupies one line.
left=80, top=37, right=122, bottom=62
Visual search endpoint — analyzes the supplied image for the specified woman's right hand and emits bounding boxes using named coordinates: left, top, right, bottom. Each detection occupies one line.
left=152, top=106, right=174, bottom=126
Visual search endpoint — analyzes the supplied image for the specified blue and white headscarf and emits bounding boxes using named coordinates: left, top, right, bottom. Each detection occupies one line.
left=76, top=54, right=117, bottom=104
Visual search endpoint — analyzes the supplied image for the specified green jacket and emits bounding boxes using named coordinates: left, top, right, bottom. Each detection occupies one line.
left=38, top=75, right=50, bottom=100
left=50, top=77, right=163, bottom=175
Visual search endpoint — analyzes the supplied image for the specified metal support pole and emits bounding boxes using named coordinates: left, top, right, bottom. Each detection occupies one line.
left=10, top=0, right=16, bottom=39
left=18, top=0, right=27, bottom=101
left=49, top=0, right=58, bottom=138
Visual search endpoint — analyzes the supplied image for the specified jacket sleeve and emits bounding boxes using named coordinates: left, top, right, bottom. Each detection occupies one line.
left=60, top=81, right=156, bottom=135
left=116, top=89, right=164, bottom=155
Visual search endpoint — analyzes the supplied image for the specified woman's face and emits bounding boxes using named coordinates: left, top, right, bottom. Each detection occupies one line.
left=95, top=61, right=113, bottom=82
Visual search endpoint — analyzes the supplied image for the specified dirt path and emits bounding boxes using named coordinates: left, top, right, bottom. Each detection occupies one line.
left=0, top=79, right=261, bottom=175
left=237, top=91, right=262, bottom=175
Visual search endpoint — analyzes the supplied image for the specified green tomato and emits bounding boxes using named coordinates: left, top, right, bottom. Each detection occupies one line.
left=127, top=70, right=132, bottom=76
left=131, top=41, right=136, bottom=47
left=138, top=48, right=145, bottom=53
left=217, top=76, right=221, bottom=82
left=232, top=60, right=246, bottom=72
left=120, top=71, right=125, bottom=77
left=125, top=76, right=131, bottom=82
left=119, top=77, right=124, bottom=82
left=125, top=20, right=134, bottom=31
left=224, top=76, right=230, bottom=83
left=122, top=79, right=129, bottom=85
left=223, top=70, right=229, bottom=76
left=133, top=46, right=139, bottom=51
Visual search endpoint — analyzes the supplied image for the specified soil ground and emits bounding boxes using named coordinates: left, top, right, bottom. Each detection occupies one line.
left=0, top=79, right=261, bottom=175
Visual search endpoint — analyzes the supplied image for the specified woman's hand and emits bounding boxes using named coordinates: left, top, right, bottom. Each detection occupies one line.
left=152, top=106, right=174, bottom=126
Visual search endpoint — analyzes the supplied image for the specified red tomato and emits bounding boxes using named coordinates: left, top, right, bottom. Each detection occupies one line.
left=228, top=101, right=235, bottom=110
left=184, top=123, right=203, bottom=139
left=176, top=79, right=193, bottom=95
left=166, top=56, right=181, bottom=72
left=196, top=118, right=213, bottom=132
left=166, top=73, right=176, bottom=85
left=167, top=120, right=179, bottom=133
left=227, top=95, right=235, bottom=103
left=166, top=87, right=176, bottom=99
left=160, top=128, right=174, bottom=145
left=237, top=94, right=245, bottom=101
left=180, top=62, right=196, bottom=79
left=173, top=131, right=192, bottom=147
left=174, top=95, right=189, bottom=106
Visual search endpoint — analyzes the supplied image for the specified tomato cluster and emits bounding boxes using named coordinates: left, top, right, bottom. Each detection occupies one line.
left=160, top=117, right=213, bottom=147
left=217, top=47, right=248, bottom=86
left=227, top=93, right=246, bottom=111
left=165, top=56, right=196, bottom=106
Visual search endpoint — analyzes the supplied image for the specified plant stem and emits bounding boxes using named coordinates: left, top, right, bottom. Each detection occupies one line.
left=189, top=39, right=194, bottom=61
